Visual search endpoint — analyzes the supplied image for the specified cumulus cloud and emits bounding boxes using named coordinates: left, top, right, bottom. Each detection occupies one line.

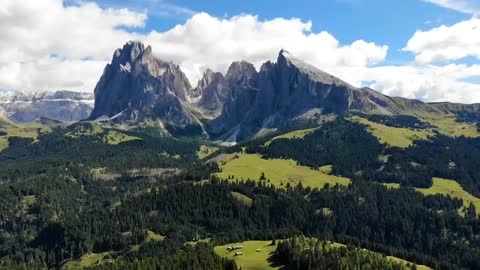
left=0, top=0, right=145, bottom=91
left=143, top=13, right=388, bottom=84
left=422, top=0, right=480, bottom=14
left=1, top=0, right=480, bottom=104
left=328, top=64, right=480, bottom=103
left=404, top=18, right=480, bottom=64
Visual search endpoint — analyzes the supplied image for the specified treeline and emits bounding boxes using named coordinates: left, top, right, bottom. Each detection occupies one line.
left=1, top=173, right=480, bottom=269
left=377, top=135, right=480, bottom=196
left=257, top=117, right=480, bottom=194
left=274, top=237, right=416, bottom=270
left=89, top=243, right=237, bottom=270
left=352, top=112, right=432, bottom=129
left=258, top=118, right=384, bottom=176
left=0, top=124, right=207, bottom=182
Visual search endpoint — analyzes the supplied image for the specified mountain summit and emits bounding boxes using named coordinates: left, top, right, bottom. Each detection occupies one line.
left=88, top=41, right=200, bottom=130
left=87, top=42, right=480, bottom=141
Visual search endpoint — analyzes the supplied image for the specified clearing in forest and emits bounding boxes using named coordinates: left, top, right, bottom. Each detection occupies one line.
left=214, top=153, right=350, bottom=189
left=264, top=127, right=319, bottom=146
left=384, top=177, right=480, bottom=215
left=0, top=122, right=51, bottom=151
left=214, top=240, right=280, bottom=270
left=215, top=240, right=431, bottom=270
left=349, top=115, right=432, bottom=148
left=197, top=145, right=219, bottom=159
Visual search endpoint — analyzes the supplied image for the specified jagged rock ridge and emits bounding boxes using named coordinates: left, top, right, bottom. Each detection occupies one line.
left=88, top=41, right=203, bottom=133
left=0, top=90, right=93, bottom=123
left=88, top=41, right=480, bottom=141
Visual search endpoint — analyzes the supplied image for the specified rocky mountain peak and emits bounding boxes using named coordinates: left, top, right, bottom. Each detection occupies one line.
left=88, top=41, right=196, bottom=129
left=197, top=69, right=218, bottom=91
left=113, top=40, right=147, bottom=63
left=226, top=61, right=257, bottom=82
left=276, top=49, right=350, bottom=86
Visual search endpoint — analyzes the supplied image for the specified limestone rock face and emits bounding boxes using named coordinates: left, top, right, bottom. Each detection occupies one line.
left=87, top=42, right=480, bottom=142
left=88, top=41, right=196, bottom=127
left=206, top=50, right=428, bottom=141
left=0, top=90, right=93, bottom=123
left=194, top=69, right=225, bottom=115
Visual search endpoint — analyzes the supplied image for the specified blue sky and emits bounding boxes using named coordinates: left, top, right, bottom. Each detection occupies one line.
left=89, top=0, right=470, bottom=65
left=2, top=0, right=480, bottom=103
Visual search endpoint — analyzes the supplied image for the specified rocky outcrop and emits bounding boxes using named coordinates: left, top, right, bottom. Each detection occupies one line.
left=86, top=42, right=480, bottom=142
left=205, top=50, right=446, bottom=141
left=88, top=41, right=199, bottom=129
left=194, top=69, right=225, bottom=115
left=0, top=90, right=93, bottom=123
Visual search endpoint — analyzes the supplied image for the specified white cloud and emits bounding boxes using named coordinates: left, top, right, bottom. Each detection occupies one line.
left=143, top=13, right=388, bottom=84
left=1, top=1, right=480, bottom=104
left=0, top=0, right=145, bottom=91
left=404, top=18, right=480, bottom=64
left=328, top=64, right=480, bottom=103
left=422, top=0, right=480, bottom=14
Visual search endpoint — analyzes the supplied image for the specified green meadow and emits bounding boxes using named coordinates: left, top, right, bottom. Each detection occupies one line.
left=231, top=191, right=253, bottom=207
left=0, top=122, right=51, bottom=152
left=214, top=240, right=279, bottom=270
left=62, top=252, right=113, bottom=270
left=384, top=177, right=480, bottom=215
left=264, top=127, right=319, bottom=146
left=197, top=145, right=219, bottom=159
left=104, top=130, right=140, bottom=145
left=419, top=114, right=480, bottom=138
left=215, top=240, right=431, bottom=270
left=214, top=153, right=350, bottom=189
left=349, top=115, right=433, bottom=148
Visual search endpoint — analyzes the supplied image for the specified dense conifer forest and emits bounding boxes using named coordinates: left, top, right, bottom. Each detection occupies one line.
left=1, top=116, right=480, bottom=269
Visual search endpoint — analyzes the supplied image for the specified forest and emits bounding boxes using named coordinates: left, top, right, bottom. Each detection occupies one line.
left=1, top=115, right=480, bottom=269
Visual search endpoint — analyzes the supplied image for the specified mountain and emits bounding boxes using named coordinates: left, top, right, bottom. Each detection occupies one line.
left=0, top=90, right=93, bottom=123
left=87, top=41, right=480, bottom=142
left=205, top=50, right=413, bottom=141
left=195, top=61, right=259, bottom=119
left=88, top=41, right=204, bottom=134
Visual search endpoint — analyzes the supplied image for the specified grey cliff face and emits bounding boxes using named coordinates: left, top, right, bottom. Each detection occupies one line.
left=86, top=42, right=480, bottom=142
left=207, top=50, right=360, bottom=141
left=0, top=90, right=93, bottom=123
left=206, top=50, right=435, bottom=141
left=196, top=62, right=259, bottom=119
left=88, top=41, right=196, bottom=127
left=195, top=69, right=225, bottom=115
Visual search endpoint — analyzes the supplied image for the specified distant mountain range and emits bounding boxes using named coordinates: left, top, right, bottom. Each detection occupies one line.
left=3, top=41, right=480, bottom=142
left=86, top=41, right=480, bottom=142
left=0, top=90, right=93, bottom=123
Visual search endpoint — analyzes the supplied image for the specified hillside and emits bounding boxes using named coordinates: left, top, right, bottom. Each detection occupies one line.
left=1, top=41, right=480, bottom=270
left=85, top=41, right=480, bottom=143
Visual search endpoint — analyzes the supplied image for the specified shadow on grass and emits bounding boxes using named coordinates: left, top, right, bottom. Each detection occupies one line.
left=266, top=252, right=293, bottom=270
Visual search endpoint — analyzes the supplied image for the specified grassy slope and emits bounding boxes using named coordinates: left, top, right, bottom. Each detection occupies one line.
left=349, top=116, right=433, bottom=148
left=214, top=153, right=350, bottom=189
left=214, top=241, right=279, bottom=270
left=385, top=178, right=480, bottom=215
left=215, top=240, right=431, bottom=270
left=264, top=127, right=319, bottom=146
left=348, top=113, right=480, bottom=148
left=231, top=191, right=253, bottom=207
left=197, top=145, right=219, bottom=159
left=66, top=122, right=141, bottom=145
left=0, top=122, right=51, bottom=152
left=146, top=230, right=166, bottom=241
left=65, top=122, right=104, bottom=137
left=62, top=252, right=113, bottom=270
left=419, top=114, right=480, bottom=138
left=105, top=130, right=141, bottom=145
